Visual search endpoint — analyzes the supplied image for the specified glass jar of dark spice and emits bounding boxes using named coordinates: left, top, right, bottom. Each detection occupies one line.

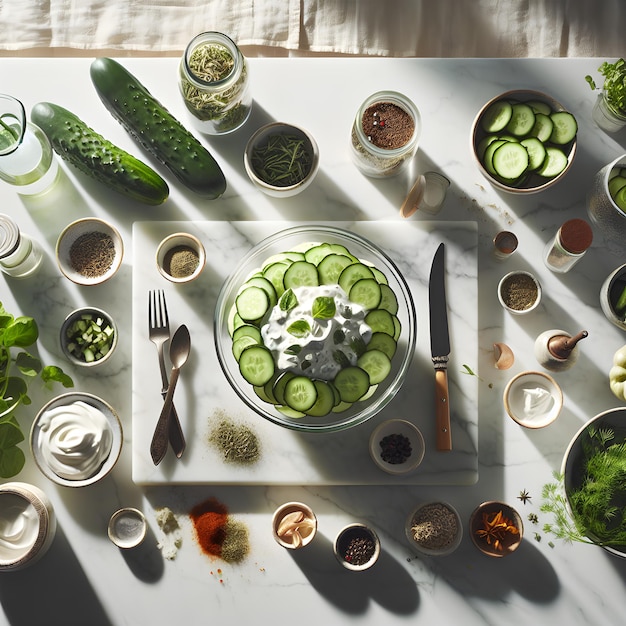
left=543, top=218, right=593, bottom=273
left=350, top=90, right=421, bottom=178
left=179, top=31, right=251, bottom=135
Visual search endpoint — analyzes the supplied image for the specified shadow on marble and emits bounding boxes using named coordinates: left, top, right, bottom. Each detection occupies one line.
left=0, top=525, right=113, bottom=626
left=117, top=523, right=165, bottom=583
left=290, top=531, right=420, bottom=616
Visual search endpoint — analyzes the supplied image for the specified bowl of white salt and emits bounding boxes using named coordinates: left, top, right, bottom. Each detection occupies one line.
left=503, top=370, right=563, bottom=428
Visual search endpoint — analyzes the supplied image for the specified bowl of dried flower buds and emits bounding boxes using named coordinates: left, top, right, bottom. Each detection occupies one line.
left=469, top=500, right=524, bottom=557
left=405, top=501, right=462, bottom=556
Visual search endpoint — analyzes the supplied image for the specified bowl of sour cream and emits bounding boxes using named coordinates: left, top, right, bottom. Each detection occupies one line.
left=30, top=392, right=123, bottom=487
left=214, top=224, right=416, bottom=433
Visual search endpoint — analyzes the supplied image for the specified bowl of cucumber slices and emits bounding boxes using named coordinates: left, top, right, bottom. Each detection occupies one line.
left=471, top=89, right=578, bottom=194
left=214, top=225, right=416, bottom=433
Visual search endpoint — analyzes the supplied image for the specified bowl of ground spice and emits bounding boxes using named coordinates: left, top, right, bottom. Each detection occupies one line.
left=368, top=418, right=425, bottom=475
left=405, top=501, right=463, bottom=556
left=244, top=122, right=320, bottom=197
left=56, top=217, right=123, bottom=286
left=156, top=232, right=206, bottom=283
left=497, top=270, right=542, bottom=315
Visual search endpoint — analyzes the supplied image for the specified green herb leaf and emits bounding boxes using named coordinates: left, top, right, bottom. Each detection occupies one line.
left=287, top=320, right=311, bottom=338
left=15, top=351, right=41, bottom=377
left=350, top=336, right=367, bottom=357
left=279, top=288, right=298, bottom=312
left=42, top=366, right=74, bottom=388
left=0, top=445, right=25, bottom=479
left=333, top=350, right=350, bottom=367
left=284, top=344, right=302, bottom=356
left=3, top=316, right=38, bottom=348
left=312, top=296, right=336, bottom=320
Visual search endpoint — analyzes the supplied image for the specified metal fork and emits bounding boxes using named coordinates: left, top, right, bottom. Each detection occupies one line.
left=148, top=289, right=186, bottom=460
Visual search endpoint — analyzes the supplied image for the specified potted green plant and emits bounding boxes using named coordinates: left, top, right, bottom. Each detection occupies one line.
left=0, top=301, right=73, bottom=478
left=586, top=58, right=626, bottom=133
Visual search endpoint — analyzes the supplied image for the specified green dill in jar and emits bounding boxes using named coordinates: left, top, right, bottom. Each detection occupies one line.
left=179, top=31, right=252, bottom=135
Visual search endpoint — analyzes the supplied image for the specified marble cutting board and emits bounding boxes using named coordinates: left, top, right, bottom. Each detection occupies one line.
left=132, top=220, right=478, bottom=485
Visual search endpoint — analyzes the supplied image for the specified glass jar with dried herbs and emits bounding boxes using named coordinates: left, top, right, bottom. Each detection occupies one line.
left=179, top=32, right=252, bottom=135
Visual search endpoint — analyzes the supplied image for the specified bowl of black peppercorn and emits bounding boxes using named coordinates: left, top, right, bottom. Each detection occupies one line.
left=368, top=418, right=425, bottom=475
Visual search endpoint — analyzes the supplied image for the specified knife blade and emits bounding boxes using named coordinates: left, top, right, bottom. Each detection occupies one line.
left=429, top=242, right=452, bottom=451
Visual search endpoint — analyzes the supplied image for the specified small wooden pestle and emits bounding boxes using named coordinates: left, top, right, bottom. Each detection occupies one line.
left=534, top=329, right=588, bottom=372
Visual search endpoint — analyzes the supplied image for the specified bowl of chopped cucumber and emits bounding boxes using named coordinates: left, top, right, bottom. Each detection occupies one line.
left=60, top=307, right=117, bottom=367
left=471, top=89, right=578, bottom=194
left=214, top=225, right=417, bottom=433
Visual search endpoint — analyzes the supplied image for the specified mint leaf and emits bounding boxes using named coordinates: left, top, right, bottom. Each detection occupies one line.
left=312, top=296, right=336, bottom=320
left=41, top=366, right=74, bottom=388
left=287, top=320, right=311, bottom=338
left=279, top=288, right=298, bottom=312
left=284, top=344, right=302, bottom=355
left=0, top=445, right=25, bottom=479
left=3, top=316, right=38, bottom=348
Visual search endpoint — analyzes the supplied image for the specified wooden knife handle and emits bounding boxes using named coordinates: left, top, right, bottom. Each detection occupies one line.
left=434, top=368, right=452, bottom=451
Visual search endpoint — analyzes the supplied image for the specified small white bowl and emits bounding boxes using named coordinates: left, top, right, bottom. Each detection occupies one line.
left=369, top=419, right=425, bottom=475
left=156, top=232, right=206, bottom=283
left=0, top=482, right=57, bottom=571
left=244, top=122, right=320, bottom=197
left=498, top=270, right=542, bottom=315
left=56, top=217, right=123, bottom=286
left=30, top=392, right=123, bottom=488
left=503, top=370, right=563, bottom=428
left=60, top=306, right=117, bottom=367
left=108, top=507, right=147, bottom=549
left=405, top=501, right=463, bottom=556
left=271, top=501, right=317, bottom=550
left=333, top=523, right=381, bottom=571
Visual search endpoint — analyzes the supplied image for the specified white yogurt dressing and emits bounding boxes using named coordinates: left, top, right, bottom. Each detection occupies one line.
left=38, top=400, right=113, bottom=480
left=0, top=493, right=38, bottom=557
left=261, top=284, right=372, bottom=380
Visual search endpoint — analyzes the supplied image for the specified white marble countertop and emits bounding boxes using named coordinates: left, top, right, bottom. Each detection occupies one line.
left=1, top=57, right=625, bottom=626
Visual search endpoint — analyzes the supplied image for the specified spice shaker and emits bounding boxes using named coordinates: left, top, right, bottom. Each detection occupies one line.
left=178, top=32, right=251, bottom=135
left=543, top=218, right=593, bottom=273
left=0, top=213, right=43, bottom=278
left=534, top=329, right=588, bottom=372
left=350, top=90, right=421, bottom=178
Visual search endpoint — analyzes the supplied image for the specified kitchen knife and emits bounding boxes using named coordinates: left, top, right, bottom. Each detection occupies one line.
left=429, top=242, right=452, bottom=451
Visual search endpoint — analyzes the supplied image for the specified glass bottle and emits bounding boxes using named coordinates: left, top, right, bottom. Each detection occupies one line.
left=0, top=214, right=43, bottom=278
left=178, top=32, right=252, bottom=135
left=350, top=90, right=421, bottom=178
left=543, top=218, right=593, bottom=273
left=0, top=94, right=59, bottom=195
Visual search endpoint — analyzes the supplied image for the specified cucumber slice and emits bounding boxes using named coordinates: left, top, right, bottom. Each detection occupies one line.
left=357, top=349, right=391, bottom=385
left=233, top=324, right=263, bottom=343
left=276, top=405, right=305, bottom=419
left=272, top=371, right=296, bottom=406
left=520, top=137, right=547, bottom=171
left=238, top=344, right=275, bottom=386
left=527, top=100, right=552, bottom=116
left=305, top=380, right=336, bottom=416
left=262, top=261, right=289, bottom=296
left=317, top=253, right=354, bottom=285
left=378, top=283, right=399, bottom=314
left=329, top=243, right=358, bottom=261
left=615, top=186, right=626, bottom=212
left=505, top=103, right=536, bottom=136
left=283, top=260, right=319, bottom=288
left=549, top=111, right=578, bottom=145
left=242, top=276, right=277, bottom=307
left=536, top=147, right=568, bottom=178
left=529, top=113, right=554, bottom=142
left=481, top=100, right=513, bottom=132
left=366, top=331, right=397, bottom=359
left=348, top=278, right=382, bottom=310
left=338, top=262, right=375, bottom=293
left=232, top=334, right=260, bottom=360
left=284, top=375, right=318, bottom=412
left=236, top=286, right=270, bottom=322
left=482, top=139, right=508, bottom=176
left=304, top=243, right=333, bottom=265
left=608, top=175, right=626, bottom=199
left=491, top=141, right=529, bottom=180
left=334, top=366, right=370, bottom=403
left=370, top=266, right=388, bottom=285
left=365, top=309, right=396, bottom=336
left=477, top=135, right=501, bottom=160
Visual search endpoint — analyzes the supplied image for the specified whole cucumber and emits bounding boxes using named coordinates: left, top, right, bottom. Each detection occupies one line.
left=31, top=102, right=169, bottom=206
left=90, top=57, right=227, bottom=199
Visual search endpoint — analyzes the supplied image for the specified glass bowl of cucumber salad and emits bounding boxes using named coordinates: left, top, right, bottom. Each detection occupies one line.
left=214, top=225, right=416, bottom=433
left=471, top=89, right=578, bottom=194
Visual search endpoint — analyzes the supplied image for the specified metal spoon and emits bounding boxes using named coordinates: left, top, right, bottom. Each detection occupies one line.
left=150, top=324, right=191, bottom=465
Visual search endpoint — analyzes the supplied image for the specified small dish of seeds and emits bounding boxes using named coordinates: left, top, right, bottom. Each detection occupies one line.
left=56, top=217, right=123, bottom=286
left=405, top=501, right=463, bottom=556
left=368, top=418, right=425, bottom=475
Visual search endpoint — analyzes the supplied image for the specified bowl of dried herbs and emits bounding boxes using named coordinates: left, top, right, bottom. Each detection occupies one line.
left=244, top=122, right=319, bottom=197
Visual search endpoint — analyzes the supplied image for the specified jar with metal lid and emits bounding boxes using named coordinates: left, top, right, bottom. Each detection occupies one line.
left=350, top=91, right=421, bottom=178
left=543, top=218, right=593, bottom=273
left=178, top=32, right=252, bottom=135
left=0, top=214, right=43, bottom=278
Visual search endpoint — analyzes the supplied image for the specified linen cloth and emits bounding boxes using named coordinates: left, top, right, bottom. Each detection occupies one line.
left=0, top=0, right=623, bottom=58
